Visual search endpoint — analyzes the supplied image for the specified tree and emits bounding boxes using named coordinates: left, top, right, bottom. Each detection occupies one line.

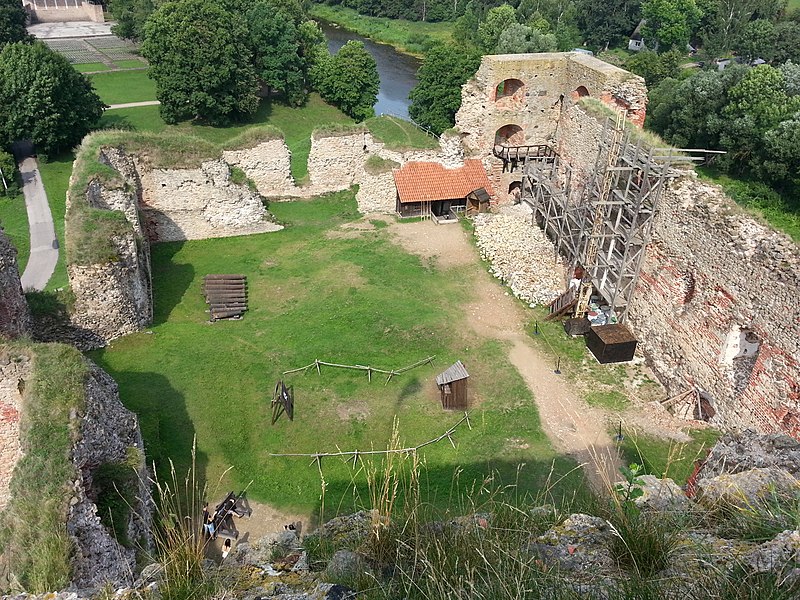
left=314, top=41, right=378, bottom=121
left=142, top=0, right=259, bottom=125
left=734, top=19, right=776, bottom=62
left=496, top=23, right=557, bottom=53
left=477, top=4, right=518, bottom=53
left=452, top=0, right=481, bottom=47
left=247, top=2, right=305, bottom=105
left=780, top=61, right=800, bottom=96
left=719, top=65, right=800, bottom=169
left=575, top=0, right=642, bottom=49
left=763, top=113, right=800, bottom=187
left=773, top=21, right=800, bottom=65
left=0, top=148, right=17, bottom=196
left=0, top=0, right=31, bottom=46
left=641, top=0, right=702, bottom=50
left=108, top=0, right=158, bottom=41
left=626, top=49, right=681, bottom=86
left=0, top=42, right=104, bottom=156
left=408, top=44, right=482, bottom=134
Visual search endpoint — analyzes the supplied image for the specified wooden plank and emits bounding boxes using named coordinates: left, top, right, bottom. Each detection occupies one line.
left=204, top=274, right=246, bottom=281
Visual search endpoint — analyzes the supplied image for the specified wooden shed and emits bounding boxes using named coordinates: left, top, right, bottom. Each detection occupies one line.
left=393, top=160, right=493, bottom=220
left=586, top=324, right=638, bottom=364
left=466, top=188, right=491, bottom=216
left=436, top=360, right=469, bottom=410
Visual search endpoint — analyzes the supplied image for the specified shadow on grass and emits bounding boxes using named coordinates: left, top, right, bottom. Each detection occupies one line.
left=89, top=360, right=209, bottom=489
left=310, top=456, right=593, bottom=525
left=150, top=241, right=194, bottom=325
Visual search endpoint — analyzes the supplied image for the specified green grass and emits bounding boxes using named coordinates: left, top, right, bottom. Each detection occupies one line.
left=112, top=59, right=147, bottom=69
left=74, top=62, right=109, bottom=73
left=365, top=115, right=438, bottom=151
left=308, top=4, right=454, bottom=56
left=89, top=70, right=157, bottom=105
left=585, top=390, right=628, bottom=411
left=696, top=166, right=800, bottom=242
left=0, top=193, right=30, bottom=273
left=0, top=342, right=88, bottom=593
left=99, top=104, right=166, bottom=133
left=618, top=427, right=720, bottom=484
left=37, top=155, right=73, bottom=290
left=89, top=190, right=586, bottom=515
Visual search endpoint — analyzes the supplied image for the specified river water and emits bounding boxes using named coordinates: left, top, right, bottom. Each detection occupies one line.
left=319, top=20, right=420, bottom=119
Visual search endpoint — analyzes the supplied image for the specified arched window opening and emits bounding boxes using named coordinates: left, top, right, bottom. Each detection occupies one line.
left=495, top=78, right=525, bottom=101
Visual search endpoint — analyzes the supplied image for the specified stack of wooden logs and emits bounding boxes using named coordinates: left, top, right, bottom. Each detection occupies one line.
left=202, top=274, right=248, bottom=321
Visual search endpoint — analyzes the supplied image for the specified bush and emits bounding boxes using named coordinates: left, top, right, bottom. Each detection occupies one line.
left=0, top=149, right=18, bottom=195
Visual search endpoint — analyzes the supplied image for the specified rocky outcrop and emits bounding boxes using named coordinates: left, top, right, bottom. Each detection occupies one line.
left=68, top=362, right=152, bottom=589
left=0, top=230, right=30, bottom=339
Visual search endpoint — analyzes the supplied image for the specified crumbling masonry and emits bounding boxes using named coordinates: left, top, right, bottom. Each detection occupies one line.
left=455, top=52, right=800, bottom=439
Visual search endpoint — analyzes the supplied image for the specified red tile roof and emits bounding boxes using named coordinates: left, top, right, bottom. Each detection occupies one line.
left=393, top=159, right=493, bottom=204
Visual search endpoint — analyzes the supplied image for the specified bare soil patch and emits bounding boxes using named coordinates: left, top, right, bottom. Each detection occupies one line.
left=336, top=400, right=371, bottom=421
left=388, top=220, right=474, bottom=269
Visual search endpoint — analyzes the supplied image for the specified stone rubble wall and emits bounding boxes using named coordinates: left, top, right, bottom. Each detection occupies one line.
left=627, top=173, right=800, bottom=437
left=68, top=361, right=152, bottom=589
left=139, top=159, right=282, bottom=242
left=68, top=231, right=152, bottom=345
left=226, top=130, right=463, bottom=213
left=0, top=230, right=30, bottom=339
left=0, top=349, right=30, bottom=511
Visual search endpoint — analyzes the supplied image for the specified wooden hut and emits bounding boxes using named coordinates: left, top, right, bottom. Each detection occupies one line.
left=586, top=324, right=638, bottom=363
left=436, top=360, right=469, bottom=410
left=466, top=188, right=491, bottom=216
left=393, top=160, right=493, bottom=220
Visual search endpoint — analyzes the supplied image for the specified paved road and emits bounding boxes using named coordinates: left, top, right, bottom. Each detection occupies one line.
left=107, top=100, right=161, bottom=110
left=13, top=142, right=58, bottom=291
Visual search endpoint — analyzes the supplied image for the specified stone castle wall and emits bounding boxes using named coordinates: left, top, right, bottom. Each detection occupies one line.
left=627, top=175, right=800, bottom=437
left=0, top=349, right=29, bottom=511
left=475, top=53, right=800, bottom=439
left=0, top=230, right=30, bottom=340
left=69, top=361, right=152, bottom=588
left=456, top=52, right=647, bottom=157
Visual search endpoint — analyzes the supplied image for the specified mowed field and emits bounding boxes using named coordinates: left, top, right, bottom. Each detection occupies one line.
left=89, top=191, right=585, bottom=517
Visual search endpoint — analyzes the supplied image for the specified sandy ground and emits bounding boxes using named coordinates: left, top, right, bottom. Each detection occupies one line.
left=388, top=219, right=622, bottom=491
left=205, top=500, right=311, bottom=561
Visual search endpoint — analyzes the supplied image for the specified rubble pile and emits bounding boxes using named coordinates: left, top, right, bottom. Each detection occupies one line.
left=473, top=209, right=566, bottom=306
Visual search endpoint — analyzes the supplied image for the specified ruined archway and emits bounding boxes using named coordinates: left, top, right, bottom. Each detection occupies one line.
left=571, top=86, right=590, bottom=101
left=495, top=78, right=525, bottom=102
left=494, top=124, right=524, bottom=146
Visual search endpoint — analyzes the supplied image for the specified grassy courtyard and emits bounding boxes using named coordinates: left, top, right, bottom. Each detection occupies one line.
left=89, top=190, right=585, bottom=516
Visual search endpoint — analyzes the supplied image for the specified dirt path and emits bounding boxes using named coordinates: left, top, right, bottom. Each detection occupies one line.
left=388, top=219, right=622, bottom=491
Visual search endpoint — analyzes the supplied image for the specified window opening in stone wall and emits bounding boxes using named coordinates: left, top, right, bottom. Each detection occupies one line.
left=495, top=78, right=525, bottom=101
left=495, top=124, right=525, bottom=146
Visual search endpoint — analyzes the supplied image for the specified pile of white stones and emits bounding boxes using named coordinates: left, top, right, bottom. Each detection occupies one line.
left=473, top=208, right=566, bottom=307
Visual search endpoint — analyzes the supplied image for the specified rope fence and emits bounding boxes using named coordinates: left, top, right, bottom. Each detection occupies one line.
left=269, top=411, right=472, bottom=465
left=282, top=355, right=435, bottom=384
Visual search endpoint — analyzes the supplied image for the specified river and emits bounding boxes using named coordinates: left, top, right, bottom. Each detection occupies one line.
left=319, top=20, right=420, bottom=119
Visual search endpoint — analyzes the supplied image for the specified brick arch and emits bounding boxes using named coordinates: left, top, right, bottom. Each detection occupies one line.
left=570, top=85, right=590, bottom=101
left=494, top=124, right=524, bottom=146
left=495, top=78, right=525, bottom=102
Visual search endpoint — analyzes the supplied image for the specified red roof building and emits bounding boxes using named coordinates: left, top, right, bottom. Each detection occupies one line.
left=392, top=160, right=493, bottom=219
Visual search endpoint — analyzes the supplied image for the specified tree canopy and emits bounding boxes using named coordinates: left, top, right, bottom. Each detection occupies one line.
left=0, top=42, right=104, bottom=156
left=247, top=1, right=306, bottom=105
left=141, top=0, right=259, bottom=125
left=641, top=0, right=702, bottom=50
left=0, top=0, right=30, bottom=46
left=408, top=44, right=482, bottom=134
left=108, top=0, right=158, bottom=41
left=313, top=40, right=379, bottom=121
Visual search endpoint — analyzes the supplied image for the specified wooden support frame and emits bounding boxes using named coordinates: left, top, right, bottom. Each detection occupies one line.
left=271, top=380, right=294, bottom=424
